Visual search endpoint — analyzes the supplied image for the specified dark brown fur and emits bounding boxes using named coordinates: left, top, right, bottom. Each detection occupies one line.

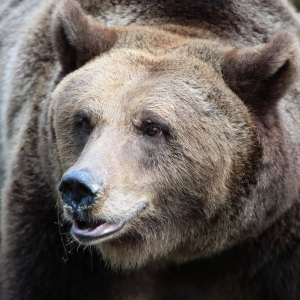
left=1, top=0, right=300, bottom=299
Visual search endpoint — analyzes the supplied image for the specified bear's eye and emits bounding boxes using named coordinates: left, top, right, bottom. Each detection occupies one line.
left=144, top=124, right=162, bottom=137
left=81, top=118, right=92, bottom=132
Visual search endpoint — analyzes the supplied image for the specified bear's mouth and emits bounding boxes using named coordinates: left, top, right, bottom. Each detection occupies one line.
left=72, top=219, right=125, bottom=240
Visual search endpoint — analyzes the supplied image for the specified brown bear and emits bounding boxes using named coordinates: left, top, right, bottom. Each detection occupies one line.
left=1, top=0, right=300, bottom=299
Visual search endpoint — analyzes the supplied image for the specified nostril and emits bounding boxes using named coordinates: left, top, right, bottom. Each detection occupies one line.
left=59, top=181, right=76, bottom=207
left=59, top=180, right=74, bottom=195
left=78, top=182, right=94, bottom=198
left=62, top=182, right=74, bottom=196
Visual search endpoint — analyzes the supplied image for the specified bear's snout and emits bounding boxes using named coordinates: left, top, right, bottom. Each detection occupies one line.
left=59, top=170, right=102, bottom=213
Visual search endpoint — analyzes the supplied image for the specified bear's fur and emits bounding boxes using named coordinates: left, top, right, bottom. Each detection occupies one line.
left=1, top=0, right=300, bottom=299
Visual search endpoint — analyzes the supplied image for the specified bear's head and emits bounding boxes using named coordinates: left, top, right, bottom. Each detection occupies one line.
left=46, top=0, right=300, bottom=269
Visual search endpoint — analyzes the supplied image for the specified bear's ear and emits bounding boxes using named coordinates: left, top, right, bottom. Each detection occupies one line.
left=222, top=31, right=300, bottom=115
left=51, top=0, right=117, bottom=76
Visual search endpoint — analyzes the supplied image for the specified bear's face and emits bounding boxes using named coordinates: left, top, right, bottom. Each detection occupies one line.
left=49, top=0, right=299, bottom=269
left=51, top=38, right=260, bottom=269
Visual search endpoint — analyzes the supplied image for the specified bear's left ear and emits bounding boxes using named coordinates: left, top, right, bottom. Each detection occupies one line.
left=51, top=0, right=118, bottom=76
left=222, top=31, right=300, bottom=115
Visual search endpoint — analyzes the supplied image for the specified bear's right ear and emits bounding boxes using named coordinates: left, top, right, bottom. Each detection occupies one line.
left=51, top=0, right=117, bottom=76
left=221, top=31, right=300, bottom=116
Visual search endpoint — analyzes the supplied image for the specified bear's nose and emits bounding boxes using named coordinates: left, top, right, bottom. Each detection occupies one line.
left=59, top=170, right=101, bottom=211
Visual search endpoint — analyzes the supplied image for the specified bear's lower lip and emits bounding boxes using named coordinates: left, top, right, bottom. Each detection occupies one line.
left=72, top=219, right=125, bottom=239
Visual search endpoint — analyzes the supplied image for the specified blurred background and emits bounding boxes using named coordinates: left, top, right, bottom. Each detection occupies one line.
left=291, top=0, right=300, bottom=10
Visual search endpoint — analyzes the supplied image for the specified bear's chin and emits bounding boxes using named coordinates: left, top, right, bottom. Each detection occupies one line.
left=71, top=220, right=177, bottom=270
left=66, top=218, right=160, bottom=270
left=98, top=238, right=165, bottom=270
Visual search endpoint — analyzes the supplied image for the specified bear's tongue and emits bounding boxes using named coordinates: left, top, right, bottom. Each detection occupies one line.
left=73, top=219, right=125, bottom=238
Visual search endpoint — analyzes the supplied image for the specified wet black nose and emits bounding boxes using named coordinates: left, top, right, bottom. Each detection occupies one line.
left=59, top=170, right=100, bottom=211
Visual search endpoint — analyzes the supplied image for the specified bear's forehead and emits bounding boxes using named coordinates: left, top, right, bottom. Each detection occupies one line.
left=54, top=47, right=223, bottom=109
